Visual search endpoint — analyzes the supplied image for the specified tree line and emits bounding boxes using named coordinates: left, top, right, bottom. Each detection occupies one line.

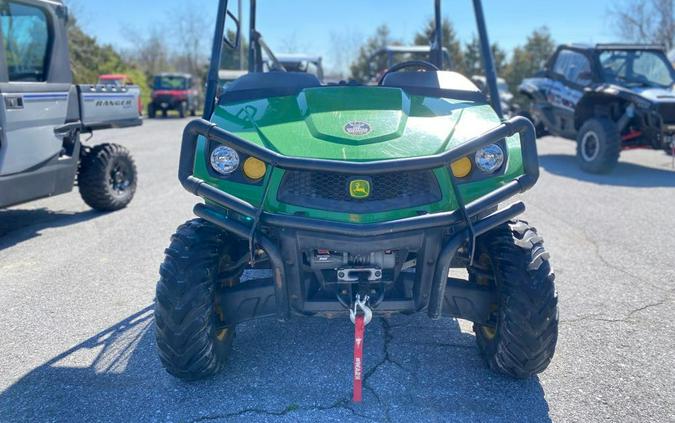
left=67, top=0, right=673, bottom=110
left=348, top=21, right=554, bottom=97
left=67, top=4, right=211, bottom=108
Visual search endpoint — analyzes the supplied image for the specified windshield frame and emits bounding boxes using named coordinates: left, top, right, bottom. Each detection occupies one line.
left=597, top=49, right=675, bottom=89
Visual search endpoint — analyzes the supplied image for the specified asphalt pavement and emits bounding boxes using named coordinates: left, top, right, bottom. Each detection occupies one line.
left=1, top=117, right=674, bottom=422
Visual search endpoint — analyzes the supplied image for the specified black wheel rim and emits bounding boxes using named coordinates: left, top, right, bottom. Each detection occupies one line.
left=109, top=160, right=133, bottom=196
left=581, top=132, right=600, bottom=162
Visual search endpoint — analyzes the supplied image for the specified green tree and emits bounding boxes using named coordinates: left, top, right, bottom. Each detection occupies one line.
left=413, top=18, right=463, bottom=71
left=68, top=16, right=125, bottom=84
left=220, top=31, right=249, bottom=70
left=67, top=16, right=150, bottom=106
left=503, top=27, right=556, bottom=106
left=349, top=25, right=399, bottom=82
left=461, top=35, right=507, bottom=77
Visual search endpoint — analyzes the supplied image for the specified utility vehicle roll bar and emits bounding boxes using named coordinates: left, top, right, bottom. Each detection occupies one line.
left=203, top=0, right=505, bottom=118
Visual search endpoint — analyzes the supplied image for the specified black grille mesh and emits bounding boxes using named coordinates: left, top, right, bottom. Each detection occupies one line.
left=278, top=170, right=442, bottom=213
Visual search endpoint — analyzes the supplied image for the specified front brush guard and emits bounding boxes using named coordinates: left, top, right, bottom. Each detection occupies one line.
left=178, top=116, right=540, bottom=322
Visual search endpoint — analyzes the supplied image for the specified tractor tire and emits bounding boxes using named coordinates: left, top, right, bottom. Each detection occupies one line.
left=576, top=118, right=621, bottom=174
left=148, top=104, right=156, bottom=119
left=155, top=219, right=248, bottom=380
left=78, top=143, right=137, bottom=212
left=471, top=220, right=558, bottom=379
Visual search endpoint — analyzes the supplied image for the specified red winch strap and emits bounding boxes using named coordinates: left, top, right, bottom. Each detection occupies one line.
left=353, top=314, right=365, bottom=403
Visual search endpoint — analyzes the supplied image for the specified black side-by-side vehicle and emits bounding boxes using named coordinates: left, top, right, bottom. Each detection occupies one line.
left=520, top=44, right=675, bottom=173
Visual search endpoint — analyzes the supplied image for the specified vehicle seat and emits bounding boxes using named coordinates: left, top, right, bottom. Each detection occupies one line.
left=220, top=72, right=321, bottom=103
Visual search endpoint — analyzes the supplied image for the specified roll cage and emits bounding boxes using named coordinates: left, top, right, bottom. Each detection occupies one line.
left=203, top=0, right=504, bottom=118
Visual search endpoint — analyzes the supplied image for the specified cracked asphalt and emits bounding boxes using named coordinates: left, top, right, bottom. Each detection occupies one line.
left=1, top=118, right=674, bottom=422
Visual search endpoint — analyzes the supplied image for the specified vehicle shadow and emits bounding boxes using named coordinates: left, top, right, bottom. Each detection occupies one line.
left=539, top=153, right=675, bottom=187
left=0, top=306, right=552, bottom=422
left=0, top=208, right=103, bottom=249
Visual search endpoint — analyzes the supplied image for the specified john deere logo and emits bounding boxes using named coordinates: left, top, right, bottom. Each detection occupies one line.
left=349, top=179, right=371, bottom=199
left=344, top=121, right=372, bottom=136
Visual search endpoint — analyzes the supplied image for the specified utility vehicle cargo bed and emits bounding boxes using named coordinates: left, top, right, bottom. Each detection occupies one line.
left=78, top=85, right=143, bottom=131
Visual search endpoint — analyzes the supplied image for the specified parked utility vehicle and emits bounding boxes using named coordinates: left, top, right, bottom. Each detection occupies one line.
left=98, top=73, right=132, bottom=88
left=366, top=45, right=450, bottom=82
left=520, top=44, right=675, bottom=173
left=148, top=73, right=199, bottom=118
left=265, top=53, right=325, bottom=82
left=0, top=0, right=140, bottom=211
left=472, top=75, right=516, bottom=117
left=156, top=0, right=558, bottom=382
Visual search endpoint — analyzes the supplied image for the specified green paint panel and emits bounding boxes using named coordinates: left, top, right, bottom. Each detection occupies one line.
left=195, top=85, right=526, bottom=224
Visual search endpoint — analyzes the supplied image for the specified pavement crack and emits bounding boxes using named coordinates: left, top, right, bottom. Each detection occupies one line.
left=359, top=318, right=406, bottom=422
left=529, top=202, right=671, bottom=293
left=581, top=230, right=669, bottom=293
left=562, top=297, right=671, bottom=325
left=189, top=398, right=377, bottom=422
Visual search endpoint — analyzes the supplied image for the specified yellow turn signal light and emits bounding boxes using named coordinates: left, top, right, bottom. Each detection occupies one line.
left=243, top=157, right=267, bottom=180
left=451, top=157, right=472, bottom=178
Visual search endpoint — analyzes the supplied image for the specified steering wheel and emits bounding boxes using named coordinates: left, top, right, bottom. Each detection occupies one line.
left=378, top=60, right=440, bottom=85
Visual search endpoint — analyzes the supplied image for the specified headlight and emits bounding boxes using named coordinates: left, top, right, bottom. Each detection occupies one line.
left=475, top=144, right=505, bottom=174
left=210, top=146, right=240, bottom=175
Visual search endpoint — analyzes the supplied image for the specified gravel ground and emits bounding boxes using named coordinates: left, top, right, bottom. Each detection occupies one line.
left=1, top=117, right=674, bottom=422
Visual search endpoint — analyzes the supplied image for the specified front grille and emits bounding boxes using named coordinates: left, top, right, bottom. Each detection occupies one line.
left=278, top=170, right=442, bottom=213
left=658, top=103, right=675, bottom=124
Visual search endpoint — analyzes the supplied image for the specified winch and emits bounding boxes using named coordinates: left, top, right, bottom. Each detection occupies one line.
left=309, top=249, right=397, bottom=283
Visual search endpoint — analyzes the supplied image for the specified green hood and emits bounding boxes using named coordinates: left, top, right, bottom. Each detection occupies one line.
left=213, top=86, right=501, bottom=161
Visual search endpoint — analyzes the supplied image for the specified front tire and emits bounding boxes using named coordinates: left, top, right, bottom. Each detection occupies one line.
left=471, top=220, right=558, bottom=379
left=576, top=118, right=621, bottom=174
left=148, top=104, right=156, bottom=119
left=78, top=144, right=137, bottom=211
left=155, top=219, right=247, bottom=380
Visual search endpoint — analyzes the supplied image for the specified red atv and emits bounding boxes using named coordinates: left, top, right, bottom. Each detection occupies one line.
left=148, top=73, right=199, bottom=118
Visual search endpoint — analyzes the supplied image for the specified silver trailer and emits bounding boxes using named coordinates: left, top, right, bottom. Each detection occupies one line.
left=0, top=0, right=141, bottom=210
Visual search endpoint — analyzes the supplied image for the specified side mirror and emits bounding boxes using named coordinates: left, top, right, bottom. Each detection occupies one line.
left=223, top=9, right=241, bottom=49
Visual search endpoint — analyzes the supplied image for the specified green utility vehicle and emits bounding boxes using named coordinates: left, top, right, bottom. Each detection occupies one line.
left=155, top=0, right=558, bottom=382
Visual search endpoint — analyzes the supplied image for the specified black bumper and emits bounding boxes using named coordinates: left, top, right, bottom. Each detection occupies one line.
left=178, top=116, right=540, bottom=321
